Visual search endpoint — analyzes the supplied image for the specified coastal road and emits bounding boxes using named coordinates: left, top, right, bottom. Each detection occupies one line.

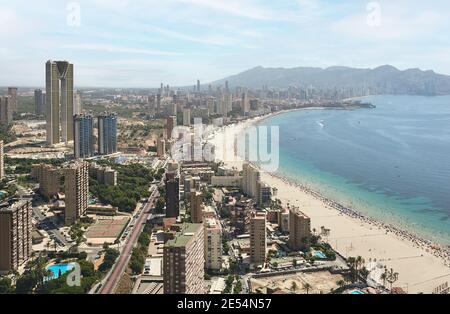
left=98, top=186, right=159, bottom=294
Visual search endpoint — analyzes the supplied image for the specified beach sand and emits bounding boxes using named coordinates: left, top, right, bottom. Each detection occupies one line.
left=209, top=115, right=450, bottom=294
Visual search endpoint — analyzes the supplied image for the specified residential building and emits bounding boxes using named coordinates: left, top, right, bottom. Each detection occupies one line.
left=165, top=172, right=180, bottom=218
left=242, top=162, right=260, bottom=199
left=242, top=92, right=250, bottom=115
left=89, top=164, right=117, bottom=186
left=166, top=116, right=176, bottom=140
left=7, top=87, right=18, bottom=113
left=98, top=113, right=117, bottom=155
left=32, top=164, right=60, bottom=199
left=0, top=140, right=4, bottom=180
left=288, top=207, right=312, bottom=251
left=0, top=96, right=13, bottom=124
left=183, top=108, right=191, bottom=127
left=64, top=162, right=89, bottom=225
left=163, top=223, right=205, bottom=294
left=46, top=60, right=74, bottom=145
left=157, top=137, right=166, bottom=158
left=0, top=199, right=32, bottom=273
left=258, top=183, right=272, bottom=206
left=204, top=217, right=222, bottom=270
left=190, top=191, right=203, bottom=223
left=34, top=89, right=44, bottom=116
left=73, top=114, right=94, bottom=159
left=250, top=211, right=267, bottom=265
left=73, top=91, right=82, bottom=115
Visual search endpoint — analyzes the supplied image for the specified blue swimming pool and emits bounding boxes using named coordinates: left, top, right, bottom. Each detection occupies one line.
left=351, top=290, right=365, bottom=295
left=313, top=251, right=327, bottom=259
left=46, top=263, right=75, bottom=280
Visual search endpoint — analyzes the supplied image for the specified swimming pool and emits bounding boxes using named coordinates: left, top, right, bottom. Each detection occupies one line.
left=313, top=251, right=327, bottom=259
left=351, top=290, right=365, bottom=295
left=46, top=263, right=75, bottom=280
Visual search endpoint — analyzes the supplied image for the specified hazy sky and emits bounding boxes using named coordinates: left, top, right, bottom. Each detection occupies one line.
left=1, top=0, right=449, bottom=87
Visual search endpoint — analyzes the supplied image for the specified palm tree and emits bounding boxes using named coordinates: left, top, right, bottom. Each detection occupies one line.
left=385, top=268, right=399, bottom=293
left=380, top=269, right=388, bottom=288
left=347, top=257, right=357, bottom=282
left=303, top=283, right=312, bottom=294
left=355, top=256, right=365, bottom=281
left=291, top=281, right=298, bottom=294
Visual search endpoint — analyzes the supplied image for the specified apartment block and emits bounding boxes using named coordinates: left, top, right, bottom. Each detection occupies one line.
left=250, top=211, right=267, bottom=265
left=190, top=191, right=203, bottom=223
left=288, top=206, right=312, bottom=251
left=204, top=217, right=222, bottom=271
left=163, top=223, right=205, bottom=294
left=0, top=199, right=32, bottom=273
left=64, top=162, right=89, bottom=225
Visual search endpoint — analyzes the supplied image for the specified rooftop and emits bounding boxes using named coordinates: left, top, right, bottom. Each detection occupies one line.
left=165, top=223, right=202, bottom=248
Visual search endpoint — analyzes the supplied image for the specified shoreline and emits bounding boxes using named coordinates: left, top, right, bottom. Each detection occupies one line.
left=208, top=109, right=450, bottom=293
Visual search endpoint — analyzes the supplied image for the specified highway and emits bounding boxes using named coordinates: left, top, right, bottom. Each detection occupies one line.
left=97, top=185, right=159, bottom=294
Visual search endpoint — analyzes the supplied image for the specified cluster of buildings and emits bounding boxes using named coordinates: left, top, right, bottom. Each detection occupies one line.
left=73, top=113, right=118, bottom=159
left=145, top=157, right=316, bottom=294
left=40, top=61, right=118, bottom=160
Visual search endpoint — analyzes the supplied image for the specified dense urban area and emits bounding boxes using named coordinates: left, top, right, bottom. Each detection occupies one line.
left=0, top=60, right=412, bottom=295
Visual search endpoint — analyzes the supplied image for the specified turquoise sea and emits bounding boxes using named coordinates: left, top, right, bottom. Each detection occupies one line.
left=258, top=95, right=450, bottom=245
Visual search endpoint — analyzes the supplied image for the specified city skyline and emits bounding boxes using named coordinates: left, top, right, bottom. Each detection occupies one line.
left=0, top=0, right=450, bottom=87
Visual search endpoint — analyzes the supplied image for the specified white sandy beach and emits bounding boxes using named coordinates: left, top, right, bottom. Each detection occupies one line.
left=209, top=114, right=450, bottom=294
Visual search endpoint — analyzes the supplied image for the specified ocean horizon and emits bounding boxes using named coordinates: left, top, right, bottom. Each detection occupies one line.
left=256, top=95, right=450, bottom=246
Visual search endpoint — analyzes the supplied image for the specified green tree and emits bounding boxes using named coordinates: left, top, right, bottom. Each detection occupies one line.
left=290, top=281, right=298, bottom=294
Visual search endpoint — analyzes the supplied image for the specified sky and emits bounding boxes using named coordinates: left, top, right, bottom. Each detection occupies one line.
left=0, top=0, right=449, bottom=88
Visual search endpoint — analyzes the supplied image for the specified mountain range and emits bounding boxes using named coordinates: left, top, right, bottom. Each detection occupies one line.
left=212, top=65, right=450, bottom=96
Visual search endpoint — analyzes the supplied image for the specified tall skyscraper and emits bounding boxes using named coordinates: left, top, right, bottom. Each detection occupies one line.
left=204, top=217, right=222, bottom=270
left=98, top=113, right=117, bottom=155
left=165, top=172, right=180, bottom=218
left=288, top=207, right=312, bottom=251
left=73, top=91, right=82, bottom=115
left=156, top=137, right=166, bottom=158
left=242, top=162, right=261, bottom=199
left=46, top=60, right=74, bottom=145
left=0, top=140, right=4, bottom=180
left=166, top=116, right=176, bottom=140
left=7, top=87, right=18, bottom=113
left=183, top=108, right=191, bottom=127
left=197, top=80, right=200, bottom=92
left=250, top=211, right=267, bottom=265
left=156, top=94, right=161, bottom=112
left=190, top=191, right=203, bottom=223
left=34, top=89, right=44, bottom=116
left=74, top=114, right=94, bottom=159
left=64, top=162, right=89, bottom=225
left=163, top=223, right=205, bottom=294
left=241, top=92, right=250, bottom=115
left=0, top=96, right=13, bottom=124
left=0, top=199, right=32, bottom=273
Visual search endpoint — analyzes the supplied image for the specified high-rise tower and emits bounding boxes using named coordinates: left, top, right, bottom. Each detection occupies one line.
left=98, top=113, right=117, bottom=155
left=46, top=60, right=74, bottom=145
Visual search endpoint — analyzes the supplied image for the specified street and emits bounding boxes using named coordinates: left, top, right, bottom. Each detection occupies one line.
left=97, top=185, right=159, bottom=294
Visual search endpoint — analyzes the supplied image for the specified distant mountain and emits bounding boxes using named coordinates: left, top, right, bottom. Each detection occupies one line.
left=212, top=65, right=450, bottom=95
